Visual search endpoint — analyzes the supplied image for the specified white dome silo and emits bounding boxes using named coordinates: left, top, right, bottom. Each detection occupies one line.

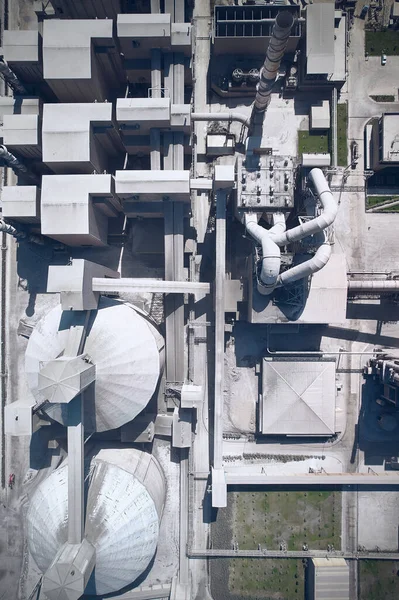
left=25, top=298, right=164, bottom=432
left=26, top=449, right=166, bottom=596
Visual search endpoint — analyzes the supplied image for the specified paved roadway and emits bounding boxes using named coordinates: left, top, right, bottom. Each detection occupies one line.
left=189, top=548, right=399, bottom=560
left=189, top=1, right=214, bottom=599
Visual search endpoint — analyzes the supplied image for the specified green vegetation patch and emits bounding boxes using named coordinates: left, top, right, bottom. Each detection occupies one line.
left=233, top=490, right=341, bottom=551
left=365, top=31, right=399, bottom=56
left=229, top=558, right=304, bottom=599
left=360, top=561, right=399, bottom=600
left=370, top=95, right=395, bottom=102
left=337, top=103, right=348, bottom=167
left=298, top=130, right=329, bottom=155
left=366, top=195, right=399, bottom=210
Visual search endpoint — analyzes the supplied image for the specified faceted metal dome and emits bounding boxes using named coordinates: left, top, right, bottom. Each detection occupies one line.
left=25, top=298, right=164, bottom=432
left=27, top=449, right=165, bottom=596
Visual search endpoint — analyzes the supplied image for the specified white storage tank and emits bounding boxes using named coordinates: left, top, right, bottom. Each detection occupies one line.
left=26, top=448, right=166, bottom=596
left=25, top=297, right=164, bottom=432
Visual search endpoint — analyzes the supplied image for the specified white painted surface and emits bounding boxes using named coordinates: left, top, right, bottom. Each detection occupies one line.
left=25, top=298, right=163, bottom=432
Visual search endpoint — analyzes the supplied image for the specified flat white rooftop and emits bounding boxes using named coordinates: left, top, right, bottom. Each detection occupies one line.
left=43, top=18, right=113, bottom=80
left=382, top=113, right=399, bottom=163
left=306, top=3, right=335, bottom=75
left=311, top=101, right=330, bottom=130
left=115, top=170, right=190, bottom=201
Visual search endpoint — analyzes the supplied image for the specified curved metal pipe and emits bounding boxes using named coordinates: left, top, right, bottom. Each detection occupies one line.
left=0, top=145, right=28, bottom=174
left=270, top=168, right=338, bottom=246
left=244, top=171, right=337, bottom=291
left=245, top=214, right=280, bottom=295
left=0, top=58, right=27, bottom=94
left=278, top=243, right=331, bottom=287
left=0, top=220, right=19, bottom=237
left=191, top=112, right=251, bottom=129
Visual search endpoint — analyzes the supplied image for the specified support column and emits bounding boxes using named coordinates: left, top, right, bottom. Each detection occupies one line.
left=150, top=128, right=161, bottom=171
left=165, top=0, right=175, bottom=21
left=151, top=48, right=162, bottom=98
left=164, top=201, right=176, bottom=383
left=151, top=0, right=160, bottom=14
left=174, top=0, right=185, bottom=23
left=173, top=201, right=184, bottom=383
left=164, top=53, right=174, bottom=100
left=214, top=189, right=227, bottom=470
left=173, top=53, right=185, bottom=104
left=67, top=395, right=84, bottom=544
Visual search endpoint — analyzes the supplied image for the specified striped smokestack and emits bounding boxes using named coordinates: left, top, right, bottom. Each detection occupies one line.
left=255, top=11, right=295, bottom=112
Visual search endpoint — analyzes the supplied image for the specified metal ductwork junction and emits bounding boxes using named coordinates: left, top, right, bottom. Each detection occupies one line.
left=245, top=168, right=337, bottom=295
left=192, top=111, right=252, bottom=128
left=0, top=57, right=27, bottom=94
left=0, top=144, right=28, bottom=174
left=254, top=11, right=295, bottom=112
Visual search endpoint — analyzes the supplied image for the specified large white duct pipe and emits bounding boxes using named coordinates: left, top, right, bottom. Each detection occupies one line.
left=348, top=280, right=399, bottom=292
left=191, top=112, right=251, bottom=129
left=270, top=168, right=337, bottom=246
left=278, top=243, right=331, bottom=287
left=245, top=214, right=281, bottom=294
left=244, top=170, right=337, bottom=292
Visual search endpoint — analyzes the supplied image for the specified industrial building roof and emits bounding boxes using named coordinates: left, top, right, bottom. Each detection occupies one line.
left=381, top=113, right=399, bottom=163
left=302, top=153, right=331, bottom=167
left=261, top=359, right=336, bottom=436
left=311, top=101, right=330, bottom=130
left=311, top=558, right=349, bottom=600
left=306, top=3, right=335, bottom=75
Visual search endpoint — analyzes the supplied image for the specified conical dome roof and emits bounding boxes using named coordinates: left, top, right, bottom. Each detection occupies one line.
left=26, top=449, right=165, bottom=596
left=25, top=298, right=163, bottom=432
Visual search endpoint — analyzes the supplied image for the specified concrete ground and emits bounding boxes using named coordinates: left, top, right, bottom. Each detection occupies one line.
left=358, top=492, right=399, bottom=551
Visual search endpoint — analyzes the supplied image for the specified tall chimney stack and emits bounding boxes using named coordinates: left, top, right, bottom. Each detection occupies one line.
left=255, top=11, right=295, bottom=112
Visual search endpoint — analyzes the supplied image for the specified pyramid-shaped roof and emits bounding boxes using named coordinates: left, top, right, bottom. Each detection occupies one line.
left=38, top=355, right=95, bottom=404
left=261, top=359, right=336, bottom=435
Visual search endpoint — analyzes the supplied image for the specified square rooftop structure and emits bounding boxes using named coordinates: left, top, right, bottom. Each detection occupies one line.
left=47, top=258, right=119, bottom=311
left=41, top=174, right=119, bottom=246
left=311, top=101, right=330, bottom=130
left=236, top=154, right=295, bottom=213
left=261, top=358, right=336, bottom=436
left=302, top=153, right=331, bottom=167
left=381, top=113, right=399, bottom=163
left=1, top=30, right=42, bottom=83
left=115, top=170, right=190, bottom=202
left=171, top=23, right=192, bottom=52
left=214, top=164, right=235, bottom=189
left=117, top=98, right=171, bottom=132
left=306, top=3, right=335, bottom=75
left=50, top=0, right=122, bottom=19
left=1, top=185, right=40, bottom=222
left=308, top=558, right=349, bottom=600
left=117, top=14, right=172, bottom=58
left=2, top=114, right=41, bottom=159
left=43, top=19, right=123, bottom=102
left=42, top=102, right=122, bottom=174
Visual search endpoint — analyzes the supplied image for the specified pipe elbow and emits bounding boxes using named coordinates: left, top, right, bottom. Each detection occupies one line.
left=278, top=243, right=331, bottom=287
